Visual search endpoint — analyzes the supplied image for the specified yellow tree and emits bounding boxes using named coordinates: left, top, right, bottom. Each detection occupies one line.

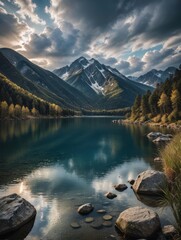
left=14, top=104, right=22, bottom=118
left=8, top=103, right=15, bottom=118
left=31, top=107, right=39, bottom=117
left=0, top=101, right=8, bottom=119
left=171, top=89, right=181, bottom=112
left=158, top=92, right=169, bottom=114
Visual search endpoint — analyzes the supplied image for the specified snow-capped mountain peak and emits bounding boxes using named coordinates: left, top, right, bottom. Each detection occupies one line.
left=128, top=67, right=177, bottom=87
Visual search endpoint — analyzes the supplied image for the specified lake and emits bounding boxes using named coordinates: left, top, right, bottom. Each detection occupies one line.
left=0, top=117, right=174, bottom=240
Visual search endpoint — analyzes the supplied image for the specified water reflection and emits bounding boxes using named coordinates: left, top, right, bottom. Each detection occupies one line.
left=0, top=118, right=175, bottom=239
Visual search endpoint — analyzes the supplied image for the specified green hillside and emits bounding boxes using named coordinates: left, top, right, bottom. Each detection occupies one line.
left=0, top=73, right=62, bottom=119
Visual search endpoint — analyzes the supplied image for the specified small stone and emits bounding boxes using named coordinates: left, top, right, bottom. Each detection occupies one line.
left=103, top=214, right=113, bottom=221
left=128, top=179, right=135, bottom=185
left=162, top=225, right=177, bottom=239
left=102, top=221, right=112, bottom=227
left=109, top=234, right=117, bottom=239
left=97, top=209, right=106, bottom=214
left=105, top=192, right=117, bottom=199
left=70, top=222, right=81, bottom=229
left=91, top=219, right=102, bottom=229
left=154, top=157, right=162, bottom=162
left=77, top=203, right=94, bottom=215
left=85, top=217, right=94, bottom=223
left=114, top=184, right=128, bottom=192
left=103, top=202, right=111, bottom=206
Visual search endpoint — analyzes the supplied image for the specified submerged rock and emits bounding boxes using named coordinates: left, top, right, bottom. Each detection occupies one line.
left=91, top=219, right=102, bottom=229
left=85, top=217, right=94, bottom=223
left=70, top=222, right=81, bottom=229
left=77, top=203, right=94, bottom=215
left=114, top=184, right=128, bottom=192
left=132, top=170, right=167, bottom=195
left=116, top=206, right=161, bottom=239
left=0, top=193, right=36, bottom=236
left=102, top=221, right=112, bottom=227
left=103, top=214, right=113, bottom=221
left=105, top=192, right=117, bottom=199
left=97, top=209, right=106, bottom=214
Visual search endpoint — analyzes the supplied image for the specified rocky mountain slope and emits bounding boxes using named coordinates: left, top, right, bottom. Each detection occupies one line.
left=0, top=48, right=92, bottom=110
left=128, top=67, right=177, bottom=87
left=54, top=57, right=152, bottom=109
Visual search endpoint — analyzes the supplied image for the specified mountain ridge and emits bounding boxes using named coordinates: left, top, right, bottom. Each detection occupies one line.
left=128, top=66, right=177, bottom=87
left=53, top=56, right=152, bottom=109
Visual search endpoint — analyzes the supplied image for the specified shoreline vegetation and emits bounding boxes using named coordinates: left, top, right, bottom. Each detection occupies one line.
left=160, top=132, right=181, bottom=237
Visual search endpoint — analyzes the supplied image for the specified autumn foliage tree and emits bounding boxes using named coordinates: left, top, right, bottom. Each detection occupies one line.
left=130, top=67, right=181, bottom=123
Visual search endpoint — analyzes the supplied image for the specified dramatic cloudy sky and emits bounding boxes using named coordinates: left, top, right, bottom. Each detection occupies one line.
left=0, top=0, right=181, bottom=76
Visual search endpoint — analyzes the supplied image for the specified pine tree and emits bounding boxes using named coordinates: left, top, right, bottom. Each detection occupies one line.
left=149, top=91, right=159, bottom=115
left=131, top=95, right=141, bottom=120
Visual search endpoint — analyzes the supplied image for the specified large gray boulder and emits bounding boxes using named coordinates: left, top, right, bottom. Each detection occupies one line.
left=0, top=193, right=36, bottom=236
left=116, top=206, right=161, bottom=239
left=132, top=170, right=167, bottom=195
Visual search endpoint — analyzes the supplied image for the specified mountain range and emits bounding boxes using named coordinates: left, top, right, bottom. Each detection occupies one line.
left=128, top=67, right=177, bottom=87
left=53, top=57, right=152, bottom=109
left=0, top=48, right=152, bottom=112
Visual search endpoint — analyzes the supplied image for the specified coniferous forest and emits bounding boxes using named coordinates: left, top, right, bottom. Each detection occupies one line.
left=130, top=66, right=181, bottom=123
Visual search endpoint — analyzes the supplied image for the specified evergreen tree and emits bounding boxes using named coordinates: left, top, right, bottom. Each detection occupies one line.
left=131, top=95, right=141, bottom=120
left=141, top=95, right=150, bottom=115
left=149, top=91, right=159, bottom=115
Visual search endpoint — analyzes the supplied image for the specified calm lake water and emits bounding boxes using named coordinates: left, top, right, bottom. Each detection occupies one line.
left=0, top=117, right=174, bottom=240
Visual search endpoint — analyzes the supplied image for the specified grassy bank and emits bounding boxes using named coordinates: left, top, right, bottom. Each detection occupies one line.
left=161, top=133, right=181, bottom=236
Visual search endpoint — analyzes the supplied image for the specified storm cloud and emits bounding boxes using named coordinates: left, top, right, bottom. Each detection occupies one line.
left=0, top=0, right=181, bottom=75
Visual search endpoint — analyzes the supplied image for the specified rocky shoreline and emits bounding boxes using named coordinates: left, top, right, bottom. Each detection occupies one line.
left=1, top=168, right=179, bottom=239
left=112, top=119, right=181, bottom=131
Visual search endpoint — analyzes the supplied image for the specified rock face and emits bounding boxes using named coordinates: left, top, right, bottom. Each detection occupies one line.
left=132, top=170, right=167, bottom=195
left=77, top=203, right=94, bottom=215
left=105, top=192, right=117, bottom=199
left=114, top=184, right=128, bottom=192
left=116, top=206, right=161, bottom=239
left=0, top=193, right=36, bottom=236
